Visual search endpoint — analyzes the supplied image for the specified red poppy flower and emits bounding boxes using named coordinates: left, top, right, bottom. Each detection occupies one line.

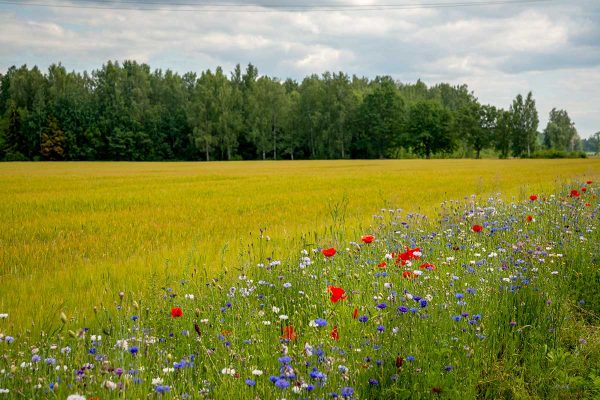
left=585, top=203, right=591, bottom=207
left=322, top=248, right=336, bottom=257
left=402, top=270, right=412, bottom=279
left=472, top=224, right=483, bottom=233
left=586, top=180, right=592, bottom=184
left=352, top=307, right=358, bottom=319
left=394, top=247, right=421, bottom=265
left=419, top=262, right=436, bottom=270
left=526, top=215, right=533, bottom=222
left=377, top=261, right=387, bottom=268
left=529, top=195, right=538, bottom=201
left=570, top=189, right=580, bottom=198
left=171, top=307, right=183, bottom=318
left=361, top=235, right=375, bottom=244
left=328, top=286, right=348, bottom=303
left=281, top=325, right=297, bottom=341
left=581, top=187, right=587, bottom=192
left=330, top=325, right=339, bottom=341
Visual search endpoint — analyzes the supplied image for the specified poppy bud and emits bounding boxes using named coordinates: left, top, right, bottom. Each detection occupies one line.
left=194, top=322, right=202, bottom=337
left=132, top=300, right=139, bottom=310
left=195, top=308, right=201, bottom=317
left=119, top=291, right=125, bottom=300
left=60, top=312, right=67, bottom=324
left=396, top=356, right=404, bottom=368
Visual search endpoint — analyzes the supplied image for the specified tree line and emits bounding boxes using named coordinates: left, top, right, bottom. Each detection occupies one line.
left=0, top=61, right=592, bottom=161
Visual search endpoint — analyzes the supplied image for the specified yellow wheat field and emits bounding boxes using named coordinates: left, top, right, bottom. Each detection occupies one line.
left=1, top=159, right=598, bottom=330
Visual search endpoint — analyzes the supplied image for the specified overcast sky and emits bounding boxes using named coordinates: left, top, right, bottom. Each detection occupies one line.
left=0, top=0, right=598, bottom=137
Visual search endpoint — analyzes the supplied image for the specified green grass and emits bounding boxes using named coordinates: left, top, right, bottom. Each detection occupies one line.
left=0, top=159, right=598, bottom=332
left=0, top=173, right=598, bottom=399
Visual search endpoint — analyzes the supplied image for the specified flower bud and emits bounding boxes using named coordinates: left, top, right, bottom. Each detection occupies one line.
left=60, top=312, right=67, bottom=324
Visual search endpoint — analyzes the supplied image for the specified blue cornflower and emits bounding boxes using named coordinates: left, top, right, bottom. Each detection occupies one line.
left=419, top=299, right=428, bottom=308
left=305, top=384, right=315, bottom=391
left=410, top=307, right=418, bottom=313
left=278, top=355, right=292, bottom=363
left=358, top=315, right=368, bottom=323
left=406, top=355, right=415, bottom=362
left=315, top=318, right=328, bottom=327
left=341, top=386, right=354, bottom=397
left=129, top=346, right=138, bottom=355
left=130, top=315, right=139, bottom=321
left=377, top=325, right=385, bottom=332
left=274, top=379, right=289, bottom=389
left=4, top=336, right=14, bottom=344
left=155, top=385, right=171, bottom=393
left=452, top=315, right=461, bottom=322
left=473, top=313, right=482, bottom=320
left=455, top=293, right=464, bottom=299
left=398, top=306, right=409, bottom=313
left=269, top=375, right=279, bottom=383
left=45, top=357, right=56, bottom=365
left=444, top=365, right=454, bottom=372
left=245, top=379, right=256, bottom=386
left=376, top=303, right=387, bottom=309
left=31, top=355, right=41, bottom=363
left=310, top=368, right=325, bottom=380
left=369, top=378, right=379, bottom=385
left=466, top=288, right=476, bottom=294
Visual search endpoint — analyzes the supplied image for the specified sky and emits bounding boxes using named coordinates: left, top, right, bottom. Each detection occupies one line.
left=0, top=0, right=599, bottom=138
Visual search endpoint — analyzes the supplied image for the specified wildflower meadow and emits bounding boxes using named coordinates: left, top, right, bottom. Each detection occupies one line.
left=0, top=173, right=598, bottom=399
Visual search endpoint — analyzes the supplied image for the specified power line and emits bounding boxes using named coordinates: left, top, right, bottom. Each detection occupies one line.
left=0, top=0, right=558, bottom=12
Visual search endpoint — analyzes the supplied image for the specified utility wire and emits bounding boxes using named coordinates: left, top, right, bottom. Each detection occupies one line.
left=0, top=0, right=558, bottom=12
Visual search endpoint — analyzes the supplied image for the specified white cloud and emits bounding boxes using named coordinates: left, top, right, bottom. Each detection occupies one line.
left=0, top=0, right=598, bottom=137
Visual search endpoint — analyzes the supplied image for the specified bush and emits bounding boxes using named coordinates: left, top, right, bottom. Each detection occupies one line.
left=530, top=149, right=587, bottom=159
left=3, top=151, right=27, bottom=161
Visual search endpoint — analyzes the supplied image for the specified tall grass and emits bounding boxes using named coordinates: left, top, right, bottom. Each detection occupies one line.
left=0, top=177, right=598, bottom=398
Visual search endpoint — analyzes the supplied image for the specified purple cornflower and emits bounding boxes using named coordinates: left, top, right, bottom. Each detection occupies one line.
left=358, top=315, right=368, bottom=323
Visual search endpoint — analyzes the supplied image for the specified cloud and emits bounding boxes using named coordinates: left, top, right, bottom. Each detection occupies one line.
left=0, top=0, right=598, bottom=136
